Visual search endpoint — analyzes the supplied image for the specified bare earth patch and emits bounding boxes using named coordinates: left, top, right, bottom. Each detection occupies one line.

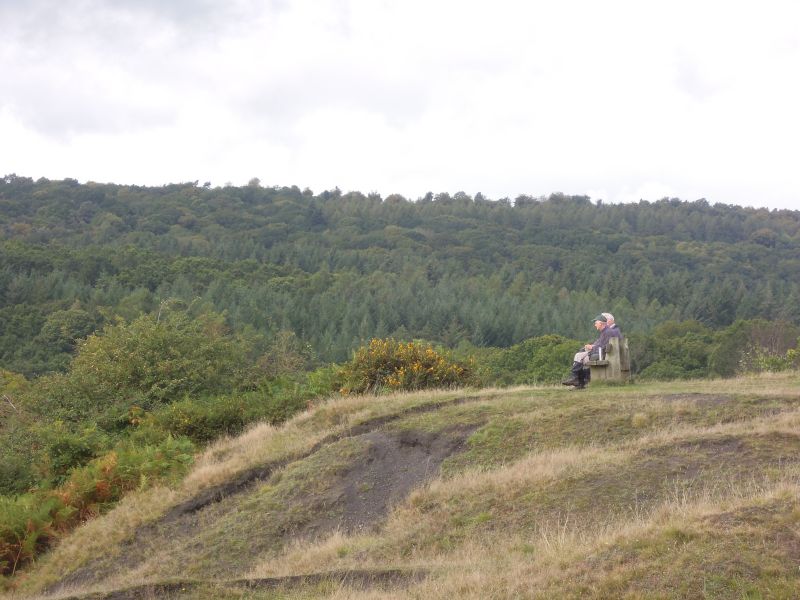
left=306, top=426, right=477, bottom=537
left=657, top=393, right=734, bottom=407
left=44, top=423, right=477, bottom=597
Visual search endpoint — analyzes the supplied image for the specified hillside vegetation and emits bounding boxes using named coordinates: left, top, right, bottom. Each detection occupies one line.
left=2, top=176, right=800, bottom=375
left=2, top=177, right=800, bottom=596
left=6, top=372, right=800, bottom=599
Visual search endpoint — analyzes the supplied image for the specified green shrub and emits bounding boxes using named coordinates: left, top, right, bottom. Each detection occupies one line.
left=40, top=424, right=111, bottom=485
left=738, top=344, right=799, bottom=374
left=144, top=398, right=246, bottom=445
left=67, top=309, right=253, bottom=407
left=638, top=361, right=689, bottom=380
left=20, top=372, right=102, bottom=424
left=0, top=429, right=41, bottom=496
left=256, top=330, right=316, bottom=378
left=450, top=342, right=507, bottom=387
left=337, top=338, right=475, bottom=395
left=0, top=370, right=28, bottom=398
left=484, top=334, right=581, bottom=385
left=248, top=384, right=310, bottom=424
left=630, top=321, right=714, bottom=379
left=20, top=307, right=263, bottom=426
left=0, top=457, right=37, bottom=498
left=709, top=320, right=800, bottom=377
left=144, top=385, right=311, bottom=444
left=304, top=365, right=339, bottom=397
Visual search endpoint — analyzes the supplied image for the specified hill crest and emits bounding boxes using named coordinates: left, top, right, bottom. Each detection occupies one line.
left=8, top=372, right=800, bottom=599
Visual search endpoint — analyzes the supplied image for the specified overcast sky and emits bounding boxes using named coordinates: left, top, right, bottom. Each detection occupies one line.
left=1, top=1, right=799, bottom=210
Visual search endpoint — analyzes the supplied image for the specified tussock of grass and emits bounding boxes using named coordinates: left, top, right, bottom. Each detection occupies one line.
left=262, top=481, right=800, bottom=600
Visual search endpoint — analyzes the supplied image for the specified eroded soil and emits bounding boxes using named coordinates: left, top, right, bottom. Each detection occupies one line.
left=47, top=419, right=479, bottom=597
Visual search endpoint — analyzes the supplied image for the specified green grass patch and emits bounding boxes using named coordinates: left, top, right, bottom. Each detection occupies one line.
left=444, top=389, right=800, bottom=474
left=540, top=494, right=800, bottom=599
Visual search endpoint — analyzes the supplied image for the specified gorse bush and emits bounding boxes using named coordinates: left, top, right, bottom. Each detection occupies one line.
left=337, top=338, right=474, bottom=394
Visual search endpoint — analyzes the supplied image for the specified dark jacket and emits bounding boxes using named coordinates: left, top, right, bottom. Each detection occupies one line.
left=592, top=324, right=622, bottom=351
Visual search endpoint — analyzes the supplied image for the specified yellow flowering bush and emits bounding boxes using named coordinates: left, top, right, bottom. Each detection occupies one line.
left=338, top=338, right=474, bottom=394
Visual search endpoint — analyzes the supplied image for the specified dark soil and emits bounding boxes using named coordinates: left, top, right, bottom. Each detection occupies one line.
left=304, top=426, right=477, bottom=537
left=657, top=393, right=734, bottom=407
left=45, top=396, right=485, bottom=597
left=166, top=393, right=483, bottom=520
left=55, top=568, right=428, bottom=600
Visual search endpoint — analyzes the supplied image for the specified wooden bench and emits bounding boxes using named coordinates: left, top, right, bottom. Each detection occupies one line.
left=588, top=337, right=631, bottom=382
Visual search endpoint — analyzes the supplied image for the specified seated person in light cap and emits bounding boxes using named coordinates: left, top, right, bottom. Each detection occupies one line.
left=562, top=313, right=621, bottom=389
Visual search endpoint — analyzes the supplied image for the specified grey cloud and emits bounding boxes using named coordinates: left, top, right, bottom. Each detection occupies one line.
left=0, top=0, right=246, bottom=137
left=2, top=73, right=175, bottom=138
left=235, top=68, right=430, bottom=145
left=239, top=65, right=431, bottom=132
left=0, top=0, right=272, bottom=42
left=0, top=0, right=284, bottom=74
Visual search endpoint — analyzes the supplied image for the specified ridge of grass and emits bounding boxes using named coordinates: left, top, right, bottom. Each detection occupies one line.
left=7, top=387, right=487, bottom=595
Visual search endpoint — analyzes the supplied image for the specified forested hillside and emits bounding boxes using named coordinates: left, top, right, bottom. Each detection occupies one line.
left=2, top=174, right=800, bottom=376
left=2, top=176, right=800, bottom=582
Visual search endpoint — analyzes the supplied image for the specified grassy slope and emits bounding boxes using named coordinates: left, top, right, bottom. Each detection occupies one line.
left=6, top=373, right=800, bottom=599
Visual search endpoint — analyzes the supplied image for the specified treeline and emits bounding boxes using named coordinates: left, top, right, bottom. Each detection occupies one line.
left=1, top=174, right=800, bottom=375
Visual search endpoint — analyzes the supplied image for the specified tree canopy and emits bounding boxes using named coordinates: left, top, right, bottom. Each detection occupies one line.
left=1, top=175, right=799, bottom=374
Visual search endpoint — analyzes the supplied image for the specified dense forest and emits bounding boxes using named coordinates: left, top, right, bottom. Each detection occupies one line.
left=2, top=174, right=799, bottom=376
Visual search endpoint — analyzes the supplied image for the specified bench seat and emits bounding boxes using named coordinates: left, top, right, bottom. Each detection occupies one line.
left=588, top=337, right=631, bottom=382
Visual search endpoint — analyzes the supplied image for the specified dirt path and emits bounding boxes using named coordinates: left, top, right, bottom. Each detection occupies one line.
left=54, top=568, right=428, bottom=600
left=305, top=425, right=477, bottom=537
left=46, top=395, right=489, bottom=596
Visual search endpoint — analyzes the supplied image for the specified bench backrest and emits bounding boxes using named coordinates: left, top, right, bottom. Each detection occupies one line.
left=590, top=336, right=631, bottom=381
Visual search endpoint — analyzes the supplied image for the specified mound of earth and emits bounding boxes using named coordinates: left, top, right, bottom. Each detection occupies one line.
left=47, top=420, right=478, bottom=596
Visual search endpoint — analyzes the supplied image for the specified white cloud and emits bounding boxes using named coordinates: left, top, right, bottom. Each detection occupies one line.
left=0, top=0, right=799, bottom=209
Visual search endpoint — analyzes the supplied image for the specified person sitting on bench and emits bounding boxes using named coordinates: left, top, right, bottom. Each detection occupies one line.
left=603, top=312, right=621, bottom=337
left=562, top=313, right=622, bottom=389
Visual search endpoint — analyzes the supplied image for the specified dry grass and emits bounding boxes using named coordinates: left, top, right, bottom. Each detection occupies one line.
left=263, top=479, right=800, bottom=600
left=247, top=386, right=800, bottom=595
left=7, top=485, right=179, bottom=597
left=247, top=443, right=627, bottom=578
left=7, top=373, right=800, bottom=599
left=8, top=387, right=479, bottom=597
left=184, top=386, right=479, bottom=494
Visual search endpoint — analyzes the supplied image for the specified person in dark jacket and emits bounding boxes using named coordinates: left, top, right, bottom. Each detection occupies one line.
left=562, top=313, right=622, bottom=389
left=603, top=312, right=621, bottom=337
